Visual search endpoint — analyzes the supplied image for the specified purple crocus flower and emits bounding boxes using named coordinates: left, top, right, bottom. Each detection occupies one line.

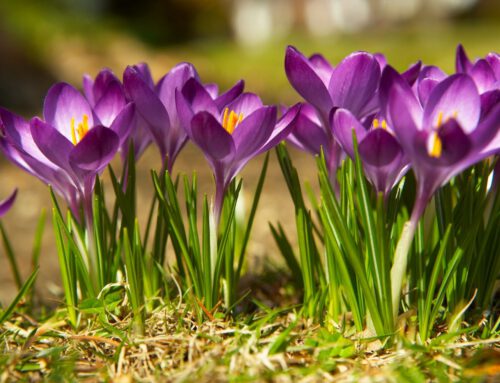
left=1, top=83, right=135, bottom=218
left=381, top=66, right=499, bottom=217
left=456, top=45, right=500, bottom=120
left=285, top=46, right=421, bottom=187
left=176, top=80, right=299, bottom=222
left=331, top=108, right=409, bottom=197
left=285, top=46, right=383, bottom=123
left=124, top=63, right=201, bottom=172
left=456, top=44, right=499, bottom=94
left=380, top=66, right=500, bottom=316
left=0, top=109, right=82, bottom=213
left=84, top=67, right=151, bottom=160
left=285, top=46, right=382, bottom=183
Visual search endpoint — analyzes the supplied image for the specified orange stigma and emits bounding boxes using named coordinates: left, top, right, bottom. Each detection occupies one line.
left=222, top=108, right=243, bottom=134
left=70, top=114, right=90, bottom=145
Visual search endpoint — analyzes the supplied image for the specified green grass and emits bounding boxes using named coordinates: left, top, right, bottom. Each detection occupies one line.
left=2, top=297, right=499, bottom=382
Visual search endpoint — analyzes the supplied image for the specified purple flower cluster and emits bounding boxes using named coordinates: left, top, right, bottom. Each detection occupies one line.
left=0, top=44, right=498, bottom=224
left=286, top=44, right=499, bottom=220
left=0, top=62, right=299, bottom=221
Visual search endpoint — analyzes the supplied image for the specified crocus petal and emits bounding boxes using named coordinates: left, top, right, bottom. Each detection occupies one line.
left=109, top=103, right=136, bottom=147
left=374, top=53, right=387, bottom=70
left=480, top=89, right=500, bottom=119
left=486, top=53, right=500, bottom=80
left=69, top=126, right=119, bottom=173
left=417, top=65, right=447, bottom=83
left=423, top=74, right=480, bottom=134
left=94, top=81, right=127, bottom=127
left=287, top=104, right=327, bottom=154
left=226, top=93, right=263, bottom=117
left=328, top=52, right=381, bottom=118
left=331, top=108, right=367, bottom=158
left=134, top=63, right=155, bottom=88
left=43, top=83, right=94, bottom=139
left=93, top=69, right=120, bottom=103
left=190, top=112, right=235, bottom=162
left=0, top=189, right=17, bottom=217
left=285, top=46, right=333, bottom=115
left=470, top=59, right=496, bottom=93
left=215, top=80, right=245, bottom=111
left=124, top=66, right=170, bottom=157
left=82, top=74, right=95, bottom=106
left=416, top=65, right=447, bottom=105
left=259, top=103, right=301, bottom=154
left=0, top=108, right=50, bottom=164
left=456, top=44, right=472, bottom=73
left=232, top=106, right=277, bottom=161
left=418, top=79, right=440, bottom=106
left=181, top=78, right=219, bottom=116
left=156, top=63, right=199, bottom=121
left=359, top=128, right=402, bottom=167
left=381, top=66, right=422, bottom=155
left=469, top=102, right=500, bottom=148
left=309, top=53, right=334, bottom=84
left=30, top=117, right=74, bottom=172
left=175, top=88, right=195, bottom=136
left=401, top=61, right=422, bottom=86
left=205, top=83, right=219, bottom=99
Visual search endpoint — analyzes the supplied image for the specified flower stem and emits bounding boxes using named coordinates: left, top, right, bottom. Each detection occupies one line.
left=213, top=174, right=226, bottom=228
left=83, top=189, right=99, bottom=294
left=390, top=194, right=428, bottom=321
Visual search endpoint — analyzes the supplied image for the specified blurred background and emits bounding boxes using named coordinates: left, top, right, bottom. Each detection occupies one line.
left=0, top=0, right=499, bottom=304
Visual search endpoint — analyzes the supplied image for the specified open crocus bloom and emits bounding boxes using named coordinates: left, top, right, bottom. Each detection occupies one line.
left=177, top=81, right=299, bottom=221
left=331, top=108, right=409, bottom=197
left=1, top=108, right=82, bottom=213
left=381, top=66, right=500, bottom=219
left=2, top=83, right=135, bottom=217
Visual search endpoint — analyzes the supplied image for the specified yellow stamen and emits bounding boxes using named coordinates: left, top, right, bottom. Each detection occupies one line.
left=70, top=114, right=90, bottom=145
left=429, top=131, right=442, bottom=158
left=373, top=118, right=379, bottom=128
left=222, top=108, right=244, bottom=134
left=436, top=111, right=444, bottom=128
left=381, top=119, right=387, bottom=130
left=222, top=108, right=229, bottom=130
left=70, top=117, right=77, bottom=145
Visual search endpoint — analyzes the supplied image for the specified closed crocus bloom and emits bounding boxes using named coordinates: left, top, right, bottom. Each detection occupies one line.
left=124, top=63, right=202, bottom=172
left=83, top=68, right=149, bottom=161
left=331, top=109, right=409, bottom=197
left=177, top=79, right=299, bottom=222
left=456, top=44, right=499, bottom=94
